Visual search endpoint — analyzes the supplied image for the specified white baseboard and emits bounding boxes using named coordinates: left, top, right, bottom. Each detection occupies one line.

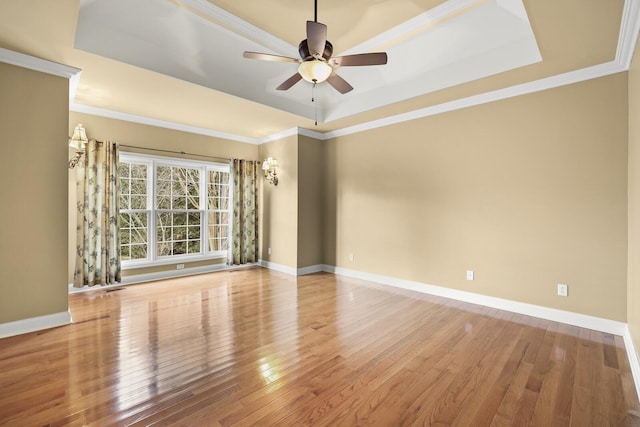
left=297, top=264, right=326, bottom=275
left=327, top=266, right=627, bottom=335
left=624, top=326, right=640, bottom=403
left=327, top=265, right=640, bottom=396
left=257, top=261, right=326, bottom=276
left=261, top=262, right=628, bottom=335
left=258, top=260, right=298, bottom=275
left=69, top=263, right=245, bottom=293
left=0, top=311, right=72, bottom=339
left=121, top=262, right=244, bottom=285
left=70, top=260, right=640, bottom=399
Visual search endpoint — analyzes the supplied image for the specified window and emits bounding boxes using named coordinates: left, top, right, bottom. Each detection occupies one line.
left=207, top=169, right=230, bottom=252
left=119, top=161, right=150, bottom=261
left=118, top=153, right=231, bottom=267
left=155, top=165, right=201, bottom=257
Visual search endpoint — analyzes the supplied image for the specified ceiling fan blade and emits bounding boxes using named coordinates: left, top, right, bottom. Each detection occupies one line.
left=331, top=52, right=388, bottom=67
left=276, top=73, right=303, bottom=91
left=306, top=21, right=327, bottom=58
left=243, top=51, right=299, bottom=63
left=326, top=72, right=353, bottom=94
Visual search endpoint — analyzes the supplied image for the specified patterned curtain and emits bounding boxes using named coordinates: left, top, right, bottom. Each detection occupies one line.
left=231, top=159, right=258, bottom=265
left=74, top=139, right=121, bottom=287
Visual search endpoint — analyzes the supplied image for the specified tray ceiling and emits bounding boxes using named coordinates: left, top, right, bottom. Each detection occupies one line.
left=74, top=0, right=541, bottom=123
left=0, top=0, right=629, bottom=139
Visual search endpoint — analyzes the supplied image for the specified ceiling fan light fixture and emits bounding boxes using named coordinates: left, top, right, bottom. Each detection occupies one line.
left=243, top=0, right=386, bottom=94
left=298, top=60, right=332, bottom=83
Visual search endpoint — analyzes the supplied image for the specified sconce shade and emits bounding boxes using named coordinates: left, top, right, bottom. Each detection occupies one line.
left=263, top=156, right=278, bottom=169
left=262, top=156, right=279, bottom=186
left=69, top=124, right=88, bottom=150
left=68, top=124, right=89, bottom=169
left=298, top=60, right=332, bottom=83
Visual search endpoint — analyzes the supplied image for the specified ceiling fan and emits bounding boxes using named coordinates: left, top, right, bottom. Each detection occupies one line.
left=242, top=0, right=388, bottom=94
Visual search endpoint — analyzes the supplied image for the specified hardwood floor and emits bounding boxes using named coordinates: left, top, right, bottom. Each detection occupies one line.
left=0, top=268, right=638, bottom=426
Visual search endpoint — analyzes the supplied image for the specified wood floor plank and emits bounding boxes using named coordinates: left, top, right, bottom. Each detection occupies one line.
left=570, top=327, right=595, bottom=427
left=614, top=335, right=640, bottom=424
left=509, top=321, right=559, bottom=425
left=550, top=324, right=579, bottom=426
left=0, top=268, right=637, bottom=426
left=467, top=325, right=529, bottom=426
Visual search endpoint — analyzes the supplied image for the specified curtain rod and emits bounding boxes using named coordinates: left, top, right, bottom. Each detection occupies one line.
left=118, top=143, right=231, bottom=162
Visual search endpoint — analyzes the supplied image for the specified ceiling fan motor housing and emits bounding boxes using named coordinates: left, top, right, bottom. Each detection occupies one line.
left=298, top=39, right=333, bottom=61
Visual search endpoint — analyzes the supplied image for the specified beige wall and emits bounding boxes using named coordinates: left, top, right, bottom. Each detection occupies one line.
left=325, top=73, right=628, bottom=321
left=257, top=133, right=324, bottom=270
left=259, top=135, right=299, bottom=269
left=69, top=71, right=632, bottom=325
left=0, top=47, right=632, bottom=335
left=297, top=135, right=325, bottom=268
left=68, top=112, right=258, bottom=282
left=0, top=63, right=69, bottom=323
left=628, top=38, right=640, bottom=362
left=323, top=139, right=337, bottom=266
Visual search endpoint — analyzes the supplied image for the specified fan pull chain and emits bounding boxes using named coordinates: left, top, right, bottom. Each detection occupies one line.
left=312, top=82, right=318, bottom=126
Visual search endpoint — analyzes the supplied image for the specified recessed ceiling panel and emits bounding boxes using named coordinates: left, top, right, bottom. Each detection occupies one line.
left=205, top=0, right=448, bottom=49
left=75, top=0, right=540, bottom=124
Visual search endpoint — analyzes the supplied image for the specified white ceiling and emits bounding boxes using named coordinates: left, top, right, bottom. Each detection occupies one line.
left=74, top=0, right=541, bottom=124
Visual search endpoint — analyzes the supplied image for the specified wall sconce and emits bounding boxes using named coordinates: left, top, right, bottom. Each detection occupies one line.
left=262, top=156, right=279, bottom=186
left=68, top=124, right=89, bottom=169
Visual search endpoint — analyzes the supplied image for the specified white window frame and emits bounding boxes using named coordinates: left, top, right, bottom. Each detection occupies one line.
left=119, top=152, right=232, bottom=269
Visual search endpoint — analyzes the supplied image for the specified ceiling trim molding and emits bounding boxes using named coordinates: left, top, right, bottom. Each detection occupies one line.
left=0, top=48, right=82, bottom=101
left=65, top=0, right=640, bottom=145
left=616, top=0, right=640, bottom=68
left=340, top=0, right=484, bottom=55
left=297, top=127, right=326, bottom=140
left=68, top=60, right=627, bottom=145
left=318, top=61, right=626, bottom=140
left=257, top=127, right=298, bottom=144
left=178, top=0, right=297, bottom=55
left=0, top=48, right=81, bottom=79
left=70, top=103, right=259, bottom=145
left=256, top=127, right=324, bottom=143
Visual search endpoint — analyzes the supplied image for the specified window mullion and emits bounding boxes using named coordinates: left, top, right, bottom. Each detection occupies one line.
left=201, top=165, right=207, bottom=256
left=149, top=159, right=157, bottom=262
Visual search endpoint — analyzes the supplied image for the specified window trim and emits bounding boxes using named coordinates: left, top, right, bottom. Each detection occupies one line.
left=119, top=152, right=232, bottom=270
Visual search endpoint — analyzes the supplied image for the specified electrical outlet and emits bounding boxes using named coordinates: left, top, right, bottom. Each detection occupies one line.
left=268, top=247, right=272, bottom=255
left=349, top=253, right=354, bottom=262
left=176, top=264, right=184, bottom=270
left=557, top=283, right=568, bottom=297
left=466, top=270, right=474, bottom=281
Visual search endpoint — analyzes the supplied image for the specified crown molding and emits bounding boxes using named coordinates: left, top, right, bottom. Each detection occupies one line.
left=70, top=103, right=258, bottom=145
left=257, top=127, right=299, bottom=144
left=65, top=0, right=640, bottom=144
left=67, top=60, right=628, bottom=145
left=297, top=127, right=325, bottom=140
left=178, top=0, right=297, bottom=56
left=0, top=48, right=82, bottom=101
left=0, top=48, right=81, bottom=79
left=616, top=0, right=640, bottom=68
left=340, top=0, right=483, bottom=55
left=321, top=61, right=626, bottom=139
left=256, top=127, right=325, bottom=144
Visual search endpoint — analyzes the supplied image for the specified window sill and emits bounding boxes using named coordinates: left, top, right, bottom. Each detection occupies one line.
left=121, top=252, right=227, bottom=270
